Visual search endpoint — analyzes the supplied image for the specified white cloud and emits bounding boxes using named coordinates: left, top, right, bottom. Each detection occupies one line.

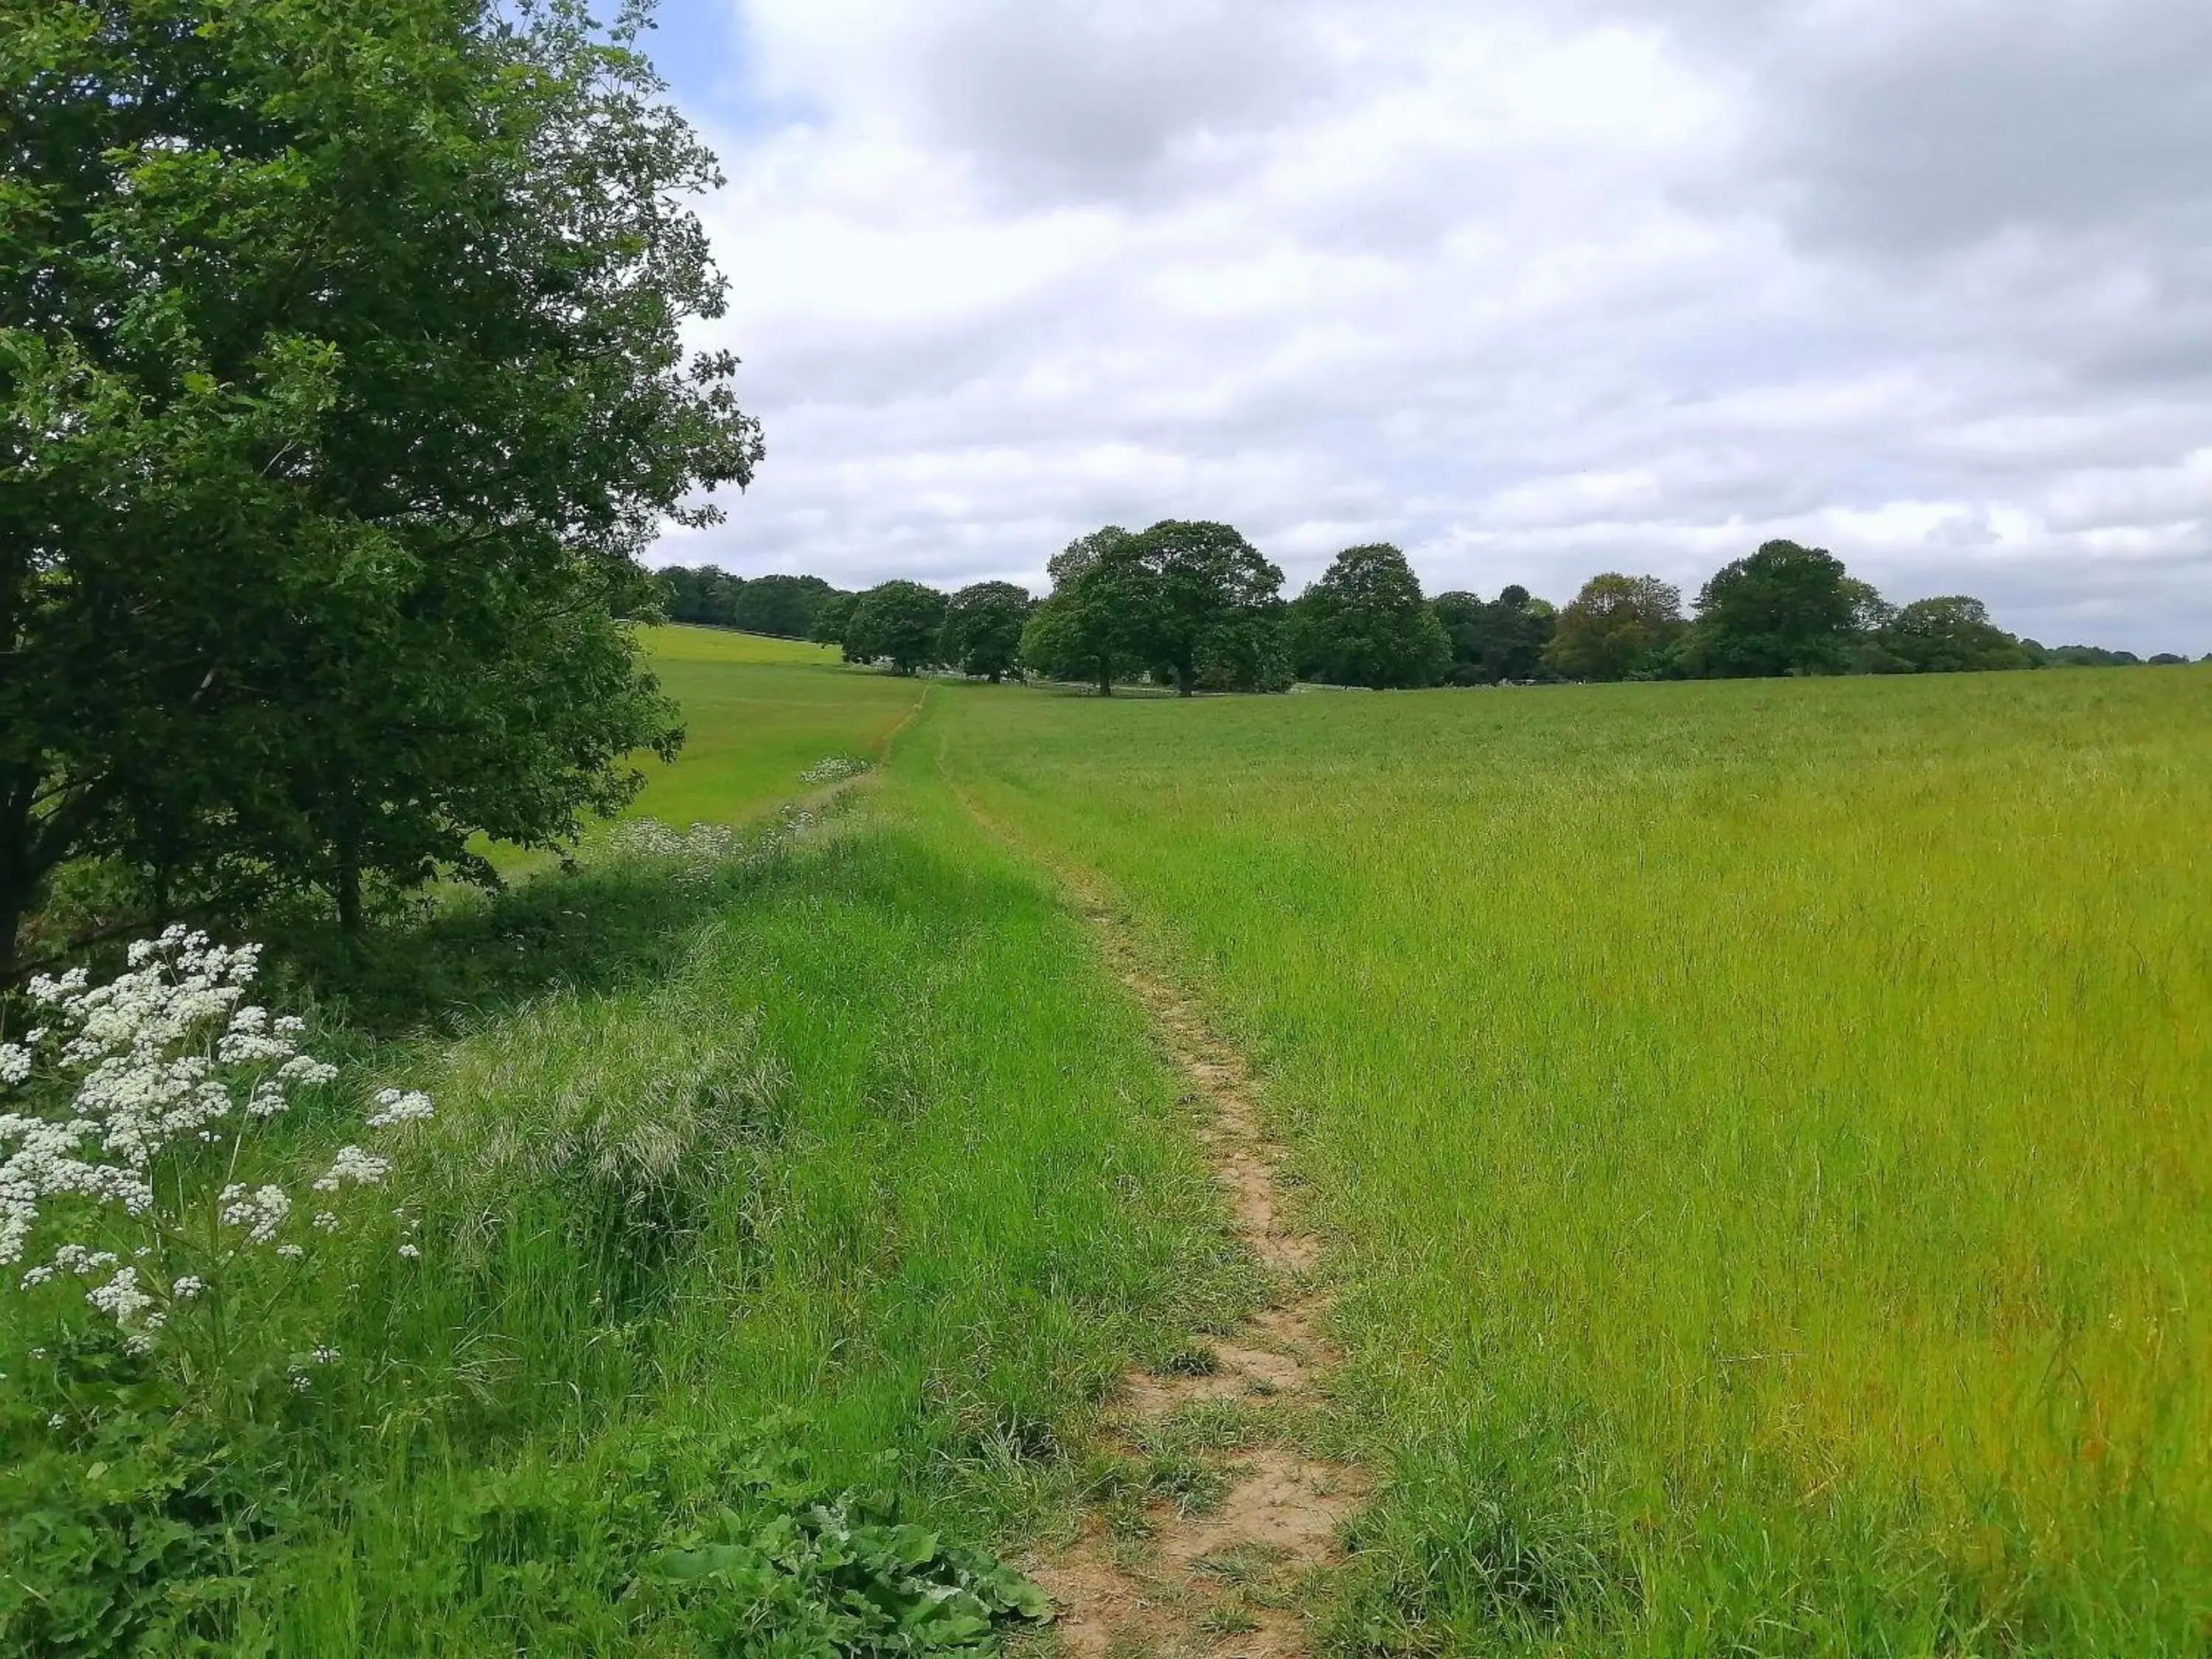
left=663, top=0, right=2212, bottom=652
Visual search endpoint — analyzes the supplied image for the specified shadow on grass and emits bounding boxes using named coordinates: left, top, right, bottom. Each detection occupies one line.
left=267, top=835, right=815, bottom=1041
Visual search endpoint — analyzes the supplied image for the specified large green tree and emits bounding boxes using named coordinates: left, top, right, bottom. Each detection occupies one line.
left=731, top=573, right=841, bottom=639
left=939, top=581, right=1033, bottom=682
left=1, top=0, right=760, bottom=963
left=1692, top=540, right=1855, bottom=676
left=843, top=580, right=947, bottom=674
left=1293, top=544, right=1450, bottom=689
left=1020, top=527, right=1154, bottom=695
left=659, top=566, right=745, bottom=627
left=810, top=591, right=858, bottom=645
left=1881, top=596, right=2034, bottom=673
left=1125, top=520, right=1287, bottom=695
left=1543, top=574, right=1683, bottom=681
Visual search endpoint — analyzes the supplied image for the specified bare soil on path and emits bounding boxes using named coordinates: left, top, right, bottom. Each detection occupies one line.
left=944, top=773, right=1366, bottom=1659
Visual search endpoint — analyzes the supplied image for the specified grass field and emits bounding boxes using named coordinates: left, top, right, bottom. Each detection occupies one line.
left=1, top=644, right=1248, bottom=1652
left=622, top=625, right=919, bottom=825
left=925, top=666, right=2212, bottom=1654
left=8, top=638, right=2207, bottom=1655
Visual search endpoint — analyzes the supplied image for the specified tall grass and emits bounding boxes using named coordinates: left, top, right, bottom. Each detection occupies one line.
left=3, top=764, right=1248, bottom=1651
left=925, top=667, right=2212, bottom=1654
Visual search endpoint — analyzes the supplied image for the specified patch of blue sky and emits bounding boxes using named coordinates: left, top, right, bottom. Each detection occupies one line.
left=639, top=0, right=820, bottom=139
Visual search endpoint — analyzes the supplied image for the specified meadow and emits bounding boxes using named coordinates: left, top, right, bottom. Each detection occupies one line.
left=1, top=639, right=1247, bottom=1653
left=7, top=636, right=2206, bottom=1655
left=925, top=666, right=2212, bottom=1654
left=624, top=625, right=922, bottom=824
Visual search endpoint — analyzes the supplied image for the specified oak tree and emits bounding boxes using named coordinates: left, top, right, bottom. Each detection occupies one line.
left=1293, top=545, right=1450, bottom=689
left=939, top=581, right=1034, bottom=682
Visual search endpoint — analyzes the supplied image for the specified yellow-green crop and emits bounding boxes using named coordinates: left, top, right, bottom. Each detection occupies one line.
left=921, top=666, right=2212, bottom=1654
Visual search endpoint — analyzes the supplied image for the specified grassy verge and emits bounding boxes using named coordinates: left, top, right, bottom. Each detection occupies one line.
left=924, top=667, right=2212, bottom=1655
left=2, top=765, right=1248, bottom=1652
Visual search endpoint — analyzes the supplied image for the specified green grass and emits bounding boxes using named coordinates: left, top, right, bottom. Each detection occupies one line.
left=242, top=779, right=1247, bottom=1650
left=623, top=625, right=919, bottom=827
left=1, top=669, right=1250, bottom=1652
left=643, top=623, right=844, bottom=667
left=13, top=634, right=2208, bottom=1655
left=920, top=667, right=2212, bottom=1655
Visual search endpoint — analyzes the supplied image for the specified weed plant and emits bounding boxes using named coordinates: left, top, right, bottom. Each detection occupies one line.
left=926, top=666, right=2212, bottom=1655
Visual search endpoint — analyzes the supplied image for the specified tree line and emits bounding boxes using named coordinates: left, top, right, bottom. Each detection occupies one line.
left=755, top=526, right=2194, bottom=691
left=657, top=568, right=845, bottom=638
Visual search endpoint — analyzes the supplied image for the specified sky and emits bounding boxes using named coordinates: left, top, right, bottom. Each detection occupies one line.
left=644, top=0, right=2212, bottom=654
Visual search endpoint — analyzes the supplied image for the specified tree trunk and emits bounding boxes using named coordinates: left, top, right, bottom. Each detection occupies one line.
left=335, top=858, right=364, bottom=935
left=0, top=890, right=24, bottom=984
left=0, top=796, right=30, bottom=980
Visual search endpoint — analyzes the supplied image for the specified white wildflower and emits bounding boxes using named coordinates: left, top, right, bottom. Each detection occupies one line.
left=274, top=1244, right=305, bottom=1259
left=312, top=1345, right=339, bottom=1364
left=364, top=1089, right=434, bottom=1128
left=313, top=1146, right=389, bottom=1192
left=397, top=1243, right=420, bottom=1259
left=312, top=1211, right=340, bottom=1233
left=1, top=930, right=431, bottom=1349
left=220, top=1183, right=291, bottom=1243
left=86, top=1265, right=153, bottom=1326
left=799, top=754, right=868, bottom=785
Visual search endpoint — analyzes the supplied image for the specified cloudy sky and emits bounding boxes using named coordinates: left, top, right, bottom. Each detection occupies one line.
left=645, top=0, right=2212, bottom=653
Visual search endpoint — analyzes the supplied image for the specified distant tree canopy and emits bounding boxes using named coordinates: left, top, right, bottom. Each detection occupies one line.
left=843, top=581, right=948, bottom=675
left=658, top=526, right=2170, bottom=705
left=1, top=0, right=759, bottom=965
left=1692, top=540, right=1856, bottom=677
left=1433, top=586, right=1559, bottom=685
left=1882, top=597, right=2035, bottom=674
left=939, top=582, right=1034, bottom=682
left=810, top=591, right=858, bottom=646
left=1293, top=545, right=1452, bottom=689
left=676, top=538, right=2168, bottom=703
left=657, top=567, right=845, bottom=638
left=1543, top=574, right=1685, bottom=682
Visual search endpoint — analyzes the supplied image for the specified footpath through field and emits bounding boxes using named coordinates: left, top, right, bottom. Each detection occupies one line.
left=929, top=726, right=1367, bottom=1658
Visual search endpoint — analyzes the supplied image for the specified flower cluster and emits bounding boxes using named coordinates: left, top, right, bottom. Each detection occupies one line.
left=1, top=926, right=433, bottom=1351
left=798, top=754, right=869, bottom=785
left=601, top=816, right=757, bottom=889
left=598, top=804, right=822, bottom=892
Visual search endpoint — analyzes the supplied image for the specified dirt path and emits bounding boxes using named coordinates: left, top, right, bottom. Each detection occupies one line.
left=946, top=776, right=1365, bottom=1658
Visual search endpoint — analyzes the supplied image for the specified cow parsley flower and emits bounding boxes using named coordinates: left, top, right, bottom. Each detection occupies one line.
left=313, top=1147, right=389, bottom=1192
left=220, top=1183, right=291, bottom=1243
left=1, top=928, right=432, bottom=1351
left=86, top=1265, right=152, bottom=1325
left=364, top=1089, right=434, bottom=1128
